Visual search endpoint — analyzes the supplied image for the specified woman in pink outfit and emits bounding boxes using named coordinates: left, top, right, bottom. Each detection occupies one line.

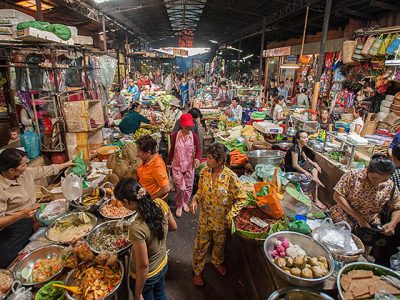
left=168, top=114, right=201, bottom=217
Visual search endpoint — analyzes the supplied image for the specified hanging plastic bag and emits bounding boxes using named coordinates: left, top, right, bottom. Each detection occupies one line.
left=71, top=150, right=86, bottom=176
left=20, top=129, right=40, bottom=159
left=61, top=173, right=83, bottom=201
left=254, top=182, right=284, bottom=219
left=7, top=281, right=33, bottom=300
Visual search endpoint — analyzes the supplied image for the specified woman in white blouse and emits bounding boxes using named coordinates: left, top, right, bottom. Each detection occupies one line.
left=349, top=107, right=366, bottom=135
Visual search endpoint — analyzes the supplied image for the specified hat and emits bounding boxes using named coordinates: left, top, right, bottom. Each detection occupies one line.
left=180, top=113, right=195, bottom=127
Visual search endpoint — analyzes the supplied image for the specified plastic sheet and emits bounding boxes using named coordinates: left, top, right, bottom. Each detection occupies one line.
left=7, top=281, right=33, bottom=300
left=98, top=55, right=117, bottom=89
left=61, top=173, right=83, bottom=201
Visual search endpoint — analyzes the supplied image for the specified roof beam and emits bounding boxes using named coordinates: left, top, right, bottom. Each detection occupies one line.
left=342, top=7, right=370, bottom=19
left=369, top=0, right=400, bottom=11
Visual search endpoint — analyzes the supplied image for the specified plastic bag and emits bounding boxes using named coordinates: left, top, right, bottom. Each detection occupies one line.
left=288, top=220, right=311, bottom=234
left=375, top=293, right=396, bottom=300
left=312, top=219, right=356, bottom=254
left=20, top=129, right=40, bottom=159
left=61, top=173, right=83, bottom=201
left=72, top=150, right=86, bottom=176
left=254, top=182, right=284, bottom=219
left=390, top=247, right=400, bottom=271
left=7, top=281, right=33, bottom=300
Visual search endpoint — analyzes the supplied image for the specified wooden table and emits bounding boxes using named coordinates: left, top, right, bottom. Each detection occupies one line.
left=228, top=235, right=338, bottom=300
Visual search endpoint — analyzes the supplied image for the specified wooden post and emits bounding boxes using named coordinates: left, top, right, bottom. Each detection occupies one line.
left=35, top=0, right=43, bottom=21
left=311, top=0, right=332, bottom=110
left=117, top=47, right=121, bottom=85
left=259, top=17, right=266, bottom=84
left=102, top=15, right=107, bottom=52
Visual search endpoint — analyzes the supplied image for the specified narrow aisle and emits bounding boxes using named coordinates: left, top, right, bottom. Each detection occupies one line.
left=166, top=200, right=247, bottom=300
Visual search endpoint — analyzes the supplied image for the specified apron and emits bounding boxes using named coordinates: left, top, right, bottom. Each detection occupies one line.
left=0, top=218, right=33, bottom=268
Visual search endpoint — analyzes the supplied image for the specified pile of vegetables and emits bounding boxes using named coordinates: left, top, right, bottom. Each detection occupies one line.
left=35, top=281, right=65, bottom=300
left=270, top=237, right=330, bottom=279
left=217, top=140, right=247, bottom=154
left=152, top=94, right=175, bottom=108
left=268, top=217, right=289, bottom=235
left=133, top=128, right=152, bottom=140
left=230, top=150, right=248, bottom=166
left=235, top=207, right=272, bottom=234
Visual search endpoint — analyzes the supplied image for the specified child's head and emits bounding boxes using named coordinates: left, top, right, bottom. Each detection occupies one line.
left=205, top=143, right=227, bottom=168
left=9, top=127, right=20, bottom=141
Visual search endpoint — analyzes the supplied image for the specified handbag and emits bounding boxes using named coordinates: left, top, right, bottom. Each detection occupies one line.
left=343, top=40, right=357, bottom=64
left=369, top=34, right=384, bottom=56
left=352, top=44, right=369, bottom=62
left=377, top=34, right=394, bottom=56
left=387, top=35, right=400, bottom=56
left=361, top=35, right=376, bottom=57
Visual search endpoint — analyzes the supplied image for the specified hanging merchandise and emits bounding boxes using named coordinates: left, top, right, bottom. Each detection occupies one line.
left=352, top=43, right=369, bottom=62
left=386, top=35, right=400, bottom=56
left=368, top=34, right=384, bottom=56
left=377, top=34, right=395, bottom=56
left=342, top=40, right=357, bottom=64
left=20, top=129, right=41, bottom=159
left=42, top=70, right=52, bottom=91
left=98, top=55, right=118, bottom=89
left=361, top=35, right=376, bottom=57
left=42, top=117, right=53, bottom=136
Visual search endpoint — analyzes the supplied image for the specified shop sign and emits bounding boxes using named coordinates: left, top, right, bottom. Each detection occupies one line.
left=287, top=55, right=297, bottom=62
left=263, top=46, right=291, bottom=57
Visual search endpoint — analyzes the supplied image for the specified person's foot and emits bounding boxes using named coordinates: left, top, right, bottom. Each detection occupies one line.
left=192, top=274, right=205, bottom=287
left=214, top=264, right=227, bottom=276
left=183, top=204, right=190, bottom=213
left=176, top=207, right=182, bottom=218
left=314, top=199, right=328, bottom=211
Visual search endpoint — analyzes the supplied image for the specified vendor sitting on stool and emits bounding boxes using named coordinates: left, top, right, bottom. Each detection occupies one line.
left=0, top=149, right=73, bottom=268
left=283, top=130, right=325, bottom=209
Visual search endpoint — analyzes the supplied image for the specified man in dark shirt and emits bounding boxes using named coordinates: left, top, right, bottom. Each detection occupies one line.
left=119, top=103, right=156, bottom=134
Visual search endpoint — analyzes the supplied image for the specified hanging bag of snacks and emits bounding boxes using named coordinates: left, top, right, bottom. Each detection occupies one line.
left=368, top=34, right=384, bottom=56
left=377, top=34, right=394, bottom=56
left=361, top=35, right=376, bottom=57
left=342, top=40, right=357, bottom=64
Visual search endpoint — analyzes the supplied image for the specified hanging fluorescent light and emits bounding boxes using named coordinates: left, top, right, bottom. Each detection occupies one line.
left=209, top=40, right=218, bottom=44
left=242, top=54, right=253, bottom=60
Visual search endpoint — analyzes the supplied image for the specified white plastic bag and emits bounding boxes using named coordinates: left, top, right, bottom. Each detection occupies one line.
left=8, top=281, right=33, bottom=300
left=61, top=173, right=83, bottom=201
left=312, top=219, right=354, bottom=254
left=390, top=247, right=400, bottom=271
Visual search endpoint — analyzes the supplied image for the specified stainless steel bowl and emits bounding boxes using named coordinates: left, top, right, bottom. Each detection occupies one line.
left=247, top=150, right=285, bottom=167
left=86, top=220, right=131, bottom=254
left=268, top=287, right=334, bottom=300
left=263, top=231, right=335, bottom=287
left=98, top=199, right=136, bottom=220
left=64, top=261, right=124, bottom=300
left=45, top=212, right=97, bottom=244
left=337, top=262, right=400, bottom=300
left=285, top=172, right=304, bottom=184
left=13, top=245, right=65, bottom=286
left=70, top=188, right=106, bottom=213
left=276, top=142, right=293, bottom=151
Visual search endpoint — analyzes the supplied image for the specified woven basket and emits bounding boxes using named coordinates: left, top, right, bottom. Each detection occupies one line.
left=361, top=113, right=378, bottom=136
left=382, top=112, right=400, bottom=126
left=372, top=144, right=389, bottom=156
left=391, top=103, right=400, bottom=111
left=332, top=234, right=365, bottom=263
left=361, top=35, right=375, bottom=57
left=343, top=40, right=357, bottom=65
left=381, top=100, right=392, bottom=109
left=371, top=57, right=385, bottom=70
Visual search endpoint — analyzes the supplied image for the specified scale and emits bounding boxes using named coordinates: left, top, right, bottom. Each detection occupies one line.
left=253, top=121, right=283, bottom=135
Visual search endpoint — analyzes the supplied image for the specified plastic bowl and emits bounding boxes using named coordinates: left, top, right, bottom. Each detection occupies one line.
left=35, top=280, right=65, bottom=300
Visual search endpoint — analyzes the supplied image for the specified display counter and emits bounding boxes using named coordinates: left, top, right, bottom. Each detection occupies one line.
left=229, top=235, right=337, bottom=300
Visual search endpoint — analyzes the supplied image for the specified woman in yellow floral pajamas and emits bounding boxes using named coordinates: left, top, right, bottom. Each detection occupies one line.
left=190, top=143, right=247, bottom=287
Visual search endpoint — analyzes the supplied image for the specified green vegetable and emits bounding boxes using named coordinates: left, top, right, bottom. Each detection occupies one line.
left=256, top=184, right=271, bottom=196
left=268, top=216, right=289, bottom=235
left=35, top=281, right=65, bottom=300
left=312, top=211, right=327, bottom=219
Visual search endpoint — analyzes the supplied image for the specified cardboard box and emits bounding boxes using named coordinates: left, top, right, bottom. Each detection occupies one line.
left=0, top=9, right=34, bottom=22
left=73, top=35, right=93, bottom=45
left=14, top=27, right=74, bottom=45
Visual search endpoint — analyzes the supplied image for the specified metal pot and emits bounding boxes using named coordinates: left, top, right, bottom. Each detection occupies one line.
left=263, top=232, right=335, bottom=287
left=276, top=142, right=293, bottom=151
left=268, top=287, right=334, bottom=300
left=287, top=126, right=297, bottom=137
left=246, top=150, right=285, bottom=167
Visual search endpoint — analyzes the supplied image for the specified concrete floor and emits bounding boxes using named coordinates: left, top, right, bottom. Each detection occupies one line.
left=165, top=199, right=247, bottom=300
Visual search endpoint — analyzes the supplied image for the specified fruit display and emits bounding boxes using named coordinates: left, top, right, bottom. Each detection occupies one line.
left=270, top=237, right=329, bottom=279
left=81, top=188, right=102, bottom=207
left=133, top=128, right=152, bottom=140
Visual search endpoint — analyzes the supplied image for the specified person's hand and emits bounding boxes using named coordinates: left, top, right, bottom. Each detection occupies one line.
left=190, top=197, right=198, bottom=215
left=315, top=164, right=321, bottom=173
left=381, top=222, right=396, bottom=236
left=134, top=294, right=144, bottom=300
left=167, top=165, right=172, bottom=171
left=61, top=160, right=75, bottom=169
left=19, top=204, right=40, bottom=219
left=194, top=159, right=200, bottom=169
left=357, top=217, right=371, bottom=229
left=304, top=171, right=313, bottom=179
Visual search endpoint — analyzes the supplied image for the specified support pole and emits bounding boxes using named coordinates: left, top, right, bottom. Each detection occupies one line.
left=311, top=0, right=332, bottom=111
left=237, top=39, right=242, bottom=80
left=102, top=15, right=107, bottom=52
left=35, top=0, right=43, bottom=21
left=259, top=17, right=266, bottom=84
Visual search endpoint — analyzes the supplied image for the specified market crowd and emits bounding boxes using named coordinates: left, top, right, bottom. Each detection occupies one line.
left=2, top=72, right=400, bottom=300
